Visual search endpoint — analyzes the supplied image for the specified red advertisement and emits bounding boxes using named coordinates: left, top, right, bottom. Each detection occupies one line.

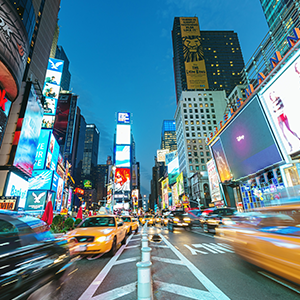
left=115, top=168, right=130, bottom=191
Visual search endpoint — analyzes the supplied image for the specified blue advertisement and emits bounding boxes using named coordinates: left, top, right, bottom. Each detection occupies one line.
left=28, top=170, right=53, bottom=190
left=117, top=112, right=130, bottom=124
left=51, top=172, right=59, bottom=193
left=51, top=138, right=59, bottom=171
left=13, top=84, right=43, bottom=176
left=33, top=130, right=51, bottom=170
left=115, top=145, right=130, bottom=167
left=55, top=177, right=64, bottom=212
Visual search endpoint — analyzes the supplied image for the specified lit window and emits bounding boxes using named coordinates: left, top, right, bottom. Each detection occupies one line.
left=196, top=166, right=200, bottom=171
left=190, top=165, right=193, bottom=171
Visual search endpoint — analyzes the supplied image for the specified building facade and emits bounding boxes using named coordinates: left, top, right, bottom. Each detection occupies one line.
left=161, top=120, right=177, bottom=152
left=55, top=45, right=71, bottom=91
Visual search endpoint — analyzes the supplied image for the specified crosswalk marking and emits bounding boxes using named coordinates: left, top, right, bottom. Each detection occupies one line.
left=92, top=282, right=136, bottom=300
left=152, top=256, right=184, bottom=265
left=114, top=257, right=139, bottom=265
left=184, top=243, right=234, bottom=255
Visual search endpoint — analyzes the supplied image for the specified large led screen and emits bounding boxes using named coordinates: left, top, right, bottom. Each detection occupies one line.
left=13, top=84, right=43, bottom=176
left=260, top=51, right=300, bottom=155
left=33, top=130, right=51, bottom=170
left=25, top=190, right=47, bottom=211
left=207, top=160, right=222, bottom=202
left=115, top=145, right=130, bottom=167
left=211, top=139, right=232, bottom=182
left=168, top=156, right=179, bottom=186
left=115, top=168, right=130, bottom=191
left=117, top=112, right=130, bottom=124
left=219, top=96, right=283, bottom=180
left=157, top=149, right=169, bottom=162
left=176, top=172, right=184, bottom=196
left=116, top=124, right=131, bottom=145
left=5, top=172, right=29, bottom=208
left=29, top=170, right=53, bottom=190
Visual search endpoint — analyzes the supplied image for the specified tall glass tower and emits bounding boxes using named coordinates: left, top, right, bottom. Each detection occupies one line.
left=161, top=120, right=177, bottom=152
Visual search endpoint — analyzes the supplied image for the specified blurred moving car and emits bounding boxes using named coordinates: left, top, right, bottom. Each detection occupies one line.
left=120, top=216, right=139, bottom=234
left=0, top=210, right=73, bottom=300
left=161, top=216, right=169, bottom=227
left=186, top=209, right=203, bottom=228
left=201, top=207, right=236, bottom=233
left=140, top=215, right=154, bottom=226
left=65, top=215, right=127, bottom=256
left=155, top=215, right=161, bottom=225
left=167, top=211, right=192, bottom=231
left=216, top=206, right=300, bottom=285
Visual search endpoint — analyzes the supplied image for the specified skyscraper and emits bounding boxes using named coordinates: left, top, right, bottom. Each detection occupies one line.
left=82, top=124, right=100, bottom=176
left=172, top=17, right=244, bottom=102
left=161, top=120, right=177, bottom=152
left=55, top=45, right=71, bottom=91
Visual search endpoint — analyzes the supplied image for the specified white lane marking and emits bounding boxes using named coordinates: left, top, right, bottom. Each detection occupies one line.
left=155, top=281, right=215, bottom=300
left=217, top=243, right=234, bottom=250
left=78, top=234, right=133, bottom=300
left=152, top=256, right=184, bottom=265
left=160, top=234, right=231, bottom=300
left=193, top=244, right=219, bottom=254
left=149, top=244, right=168, bottom=248
left=92, top=282, right=136, bottom=300
left=114, top=257, right=139, bottom=265
left=125, top=245, right=140, bottom=249
left=184, top=244, right=208, bottom=255
left=130, top=238, right=141, bottom=241
left=191, top=230, right=223, bottom=239
left=258, top=271, right=300, bottom=294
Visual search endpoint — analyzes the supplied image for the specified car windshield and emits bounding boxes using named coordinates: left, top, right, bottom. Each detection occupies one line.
left=80, top=217, right=115, bottom=227
left=122, top=217, right=131, bottom=222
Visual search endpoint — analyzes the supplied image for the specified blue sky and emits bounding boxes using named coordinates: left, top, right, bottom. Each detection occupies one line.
left=57, top=0, right=269, bottom=196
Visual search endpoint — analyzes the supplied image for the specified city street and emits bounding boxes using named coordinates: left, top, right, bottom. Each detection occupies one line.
left=46, top=225, right=300, bottom=300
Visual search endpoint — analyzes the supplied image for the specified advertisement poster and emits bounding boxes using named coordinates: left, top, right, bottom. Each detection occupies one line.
left=161, top=178, right=171, bottom=209
left=55, top=177, right=64, bottom=211
left=33, top=130, right=51, bottom=170
left=83, top=179, right=92, bottom=189
left=168, top=156, right=180, bottom=186
left=179, top=17, right=209, bottom=90
left=171, top=183, right=179, bottom=207
left=29, top=170, right=53, bottom=190
left=116, top=124, right=131, bottom=145
left=260, top=52, right=300, bottom=156
left=115, top=168, right=130, bottom=191
left=132, top=189, right=139, bottom=206
left=42, top=115, right=55, bottom=129
left=0, top=196, right=19, bottom=210
left=165, top=151, right=177, bottom=165
left=117, top=112, right=130, bottom=124
left=157, top=149, right=169, bottom=162
left=115, top=145, right=130, bottom=167
left=211, top=139, right=232, bottom=182
left=68, top=187, right=72, bottom=208
left=5, top=172, right=29, bottom=208
left=207, top=160, right=222, bottom=202
left=51, top=172, right=59, bottom=192
left=0, top=95, right=12, bottom=148
left=176, top=172, right=185, bottom=196
left=13, top=84, right=43, bottom=176
left=25, top=190, right=47, bottom=210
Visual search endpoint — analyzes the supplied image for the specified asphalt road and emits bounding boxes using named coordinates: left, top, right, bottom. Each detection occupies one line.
left=35, top=224, right=300, bottom=300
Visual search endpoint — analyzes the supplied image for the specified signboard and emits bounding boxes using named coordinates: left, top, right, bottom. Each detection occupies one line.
left=207, top=160, right=222, bottom=202
left=168, top=156, right=180, bottom=186
left=25, top=190, right=47, bottom=210
left=260, top=50, right=300, bottom=156
left=117, top=112, right=130, bottom=124
left=116, top=124, right=131, bottom=145
left=5, top=172, right=28, bottom=208
left=13, top=83, right=43, bottom=176
left=51, top=172, right=59, bottom=192
left=64, top=95, right=77, bottom=154
left=0, top=196, right=19, bottom=210
left=176, top=172, right=184, bottom=196
left=165, top=151, right=177, bottom=165
left=157, top=149, right=169, bottom=162
left=74, top=187, right=84, bottom=195
left=132, top=189, right=139, bottom=206
left=115, top=145, right=130, bottom=167
left=55, top=177, right=64, bottom=211
left=115, top=168, right=130, bottom=191
left=33, top=130, right=51, bottom=170
left=179, top=17, right=209, bottom=90
left=29, top=170, right=53, bottom=190
left=0, top=89, right=12, bottom=147
left=132, top=164, right=138, bottom=186
left=83, top=179, right=92, bottom=189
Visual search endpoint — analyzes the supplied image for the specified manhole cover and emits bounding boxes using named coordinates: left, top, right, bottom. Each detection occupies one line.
left=149, top=234, right=162, bottom=243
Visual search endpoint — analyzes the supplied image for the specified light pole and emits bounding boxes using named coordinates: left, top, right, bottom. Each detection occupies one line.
left=111, top=166, right=116, bottom=214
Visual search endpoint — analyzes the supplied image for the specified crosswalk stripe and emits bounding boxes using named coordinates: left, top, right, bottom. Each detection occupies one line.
left=114, top=257, right=139, bottom=265
left=92, top=282, right=136, bottom=300
left=152, top=256, right=184, bottom=265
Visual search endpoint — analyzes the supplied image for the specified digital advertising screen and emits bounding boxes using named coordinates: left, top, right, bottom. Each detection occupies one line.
left=50, top=136, right=59, bottom=171
left=161, top=178, right=171, bottom=209
left=176, top=172, right=184, bottom=196
left=117, top=112, right=130, bottom=124
left=83, top=179, right=92, bottom=189
left=207, top=160, right=222, bottom=202
left=260, top=50, right=300, bottom=156
left=0, top=93, right=12, bottom=148
left=171, top=183, right=179, bottom=207
left=219, top=96, right=283, bottom=180
left=51, top=172, right=59, bottom=192
left=211, top=139, right=232, bottom=182
left=116, top=124, right=131, bottom=145
left=13, top=84, right=43, bottom=176
left=55, top=177, right=64, bottom=211
left=42, top=115, right=55, bottom=129
left=25, top=190, right=47, bottom=211
left=157, top=149, right=170, bottom=162
left=165, top=151, right=177, bottom=165
left=168, top=156, right=180, bottom=186
left=132, top=189, right=139, bottom=206
left=132, top=164, right=138, bottom=186
left=29, top=170, right=53, bottom=190
left=115, top=168, right=130, bottom=191
left=5, top=172, right=29, bottom=208
left=115, top=145, right=130, bottom=167
left=33, top=130, right=51, bottom=170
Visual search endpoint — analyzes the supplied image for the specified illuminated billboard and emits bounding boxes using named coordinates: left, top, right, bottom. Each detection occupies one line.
left=117, top=112, right=130, bottom=124
left=157, top=149, right=169, bottom=162
left=176, top=172, right=184, bottom=196
left=260, top=51, right=300, bottom=156
left=116, top=124, right=131, bottom=145
left=0, top=90, right=12, bottom=148
left=207, top=160, right=222, bottom=202
left=132, top=189, right=139, bottom=206
left=42, top=115, right=55, bottom=129
left=13, top=84, right=43, bottom=176
left=161, top=178, right=171, bottom=209
left=179, top=17, right=209, bottom=90
left=132, top=164, right=138, bottom=186
left=29, top=170, right=53, bottom=190
left=33, top=130, right=51, bottom=170
left=168, top=156, right=180, bottom=186
left=115, top=145, right=130, bottom=167
left=5, top=172, right=28, bottom=208
left=56, top=177, right=64, bottom=211
left=83, top=179, right=92, bottom=189
left=211, top=139, right=232, bottom=182
left=115, top=168, right=130, bottom=191
left=25, top=190, right=47, bottom=211
left=217, top=96, right=283, bottom=180
left=165, top=151, right=177, bottom=165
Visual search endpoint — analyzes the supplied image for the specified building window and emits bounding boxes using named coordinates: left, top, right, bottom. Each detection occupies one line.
left=184, top=109, right=187, bottom=113
left=197, top=126, right=200, bottom=131
left=210, top=98, right=213, bottom=101
left=183, top=103, right=187, bottom=107
left=188, top=152, right=192, bottom=156
left=185, top=121, right=188, bottom=125
left=196, top=166, right=200, bottom=171
left=196, top=121, right=200, bottom=125
left=213, top=120, right=217, bottom=125
left=210, top=103, right=214, bottom=107
left=191, top=126, right=195, bottom=131
left=212, top=109, right=215, bottom=113
left=188, top=104, right=192, bottom=107
left=193, top=139, right=196, bottom=143
left=202, top=121, right=206, bottom=125
left=189, top=109, right=192, bottom=113
left=206, top=152, right=210, bottom=156
left=190, top=115, right=193, bottom=119
left=197, top=133, right=201, bottom=137
left=200, top=152, right=204, bottom=156
left=191, top=121, right=194, bottom=125
left=186, top=133, right=190, bottom=137
left=202, top=165, right=206, bottom=171
left=194, top=152, right=198, bottom=156
left=208, top=126, right=212, bottom=131
left=195, top=158, right=199, bottom=163
left=199, top=103, right=203, bottom=107
left=207, top=115, right=210, bottom=119
left=186, top=127, right=189, bottom=131
left=212, top=114, right=216, bottom=118
left=194, top=103, right=197, bottom=107
left=187, top=139, right=190, bottom=143
left=190, top=165, right=193, bottom=171
left=187, top=145, right=191, bottom=150
left=199, top=145, right=203, bottom=149
left=203, top=126, right=206, bottom=130
left=192, top=133, right=195, bottom=137
left=189, top=159, right=192, bottom=163
left=195, top=109, right=198, bottom=113
left=193, top=146, right=197, bottom=150
left=201, top=115, right=205, bottom=119
left=184, top=115, right=187, bottom=119
left=201, top=158, right=205, bottom=163
left=198, top=98, right=202, bottom=101
left=205, top=103, right=208, bottom=107
left=206, top=109, right=209, bottom=113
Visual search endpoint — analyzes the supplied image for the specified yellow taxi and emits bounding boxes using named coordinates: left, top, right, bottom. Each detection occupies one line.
left=216, top=205, right=300, bottom=285
left=140, top=215, right=154, bottom=226
left=65, top=215, right=127, bottom=256
left=155, top=216, right=161, bottom=225
left=120, top=216, right=139, bottom=234
left=161, top=216, right=169, bottom=226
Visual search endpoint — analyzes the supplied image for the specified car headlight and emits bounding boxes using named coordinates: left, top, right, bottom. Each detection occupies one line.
left=96, top=235, right=111, bottom=243
left=174, top=218, right=179, bottom=222
left=184, top=218, right=191, bottom=221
